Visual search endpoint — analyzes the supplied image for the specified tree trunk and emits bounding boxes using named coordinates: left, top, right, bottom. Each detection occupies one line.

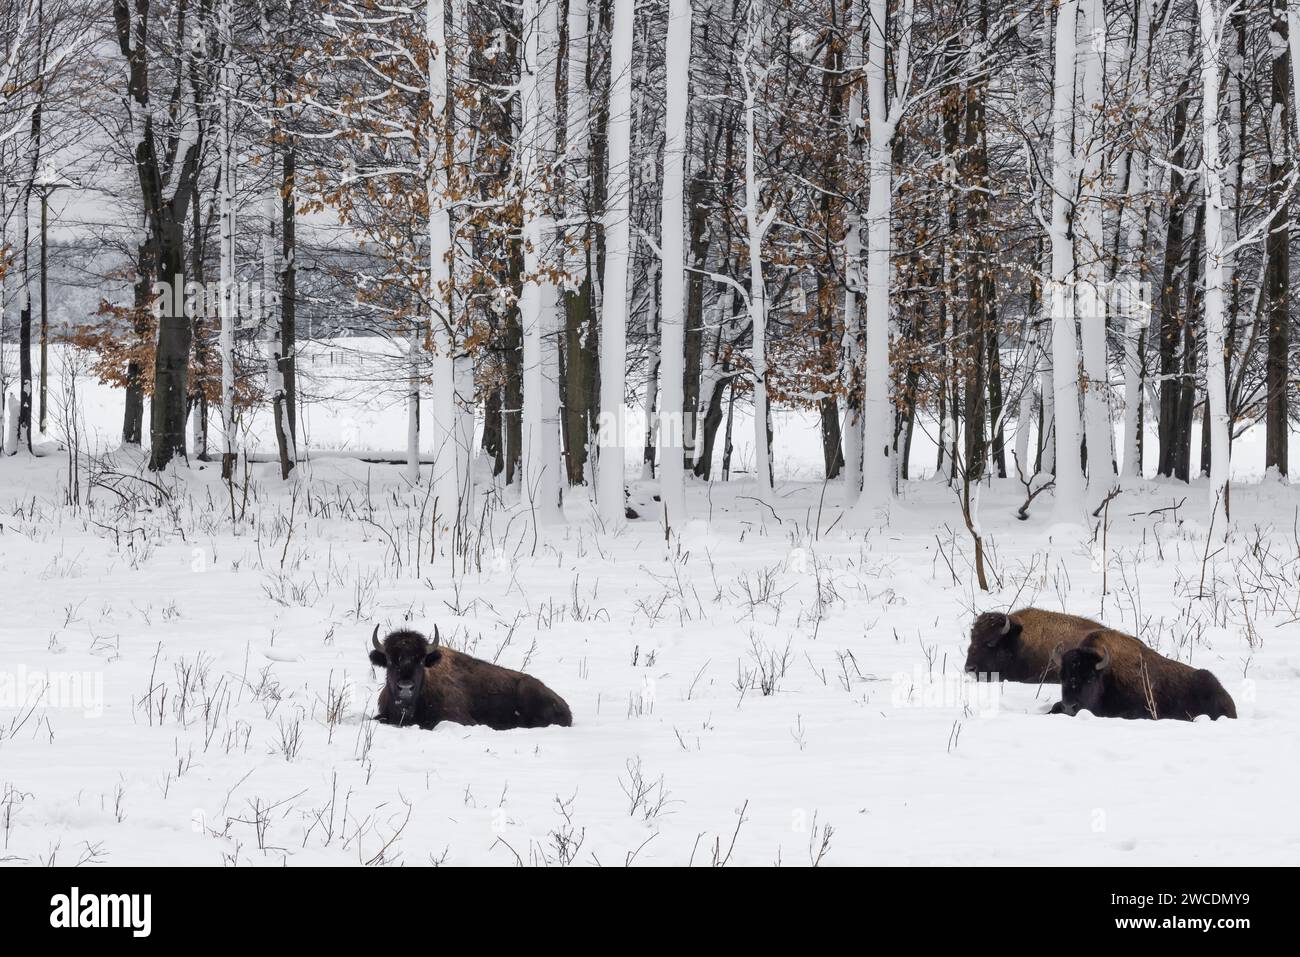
left=962, top=2, right=992, bottom=482
left=655, top=0, right=691, bottom=524
left=597, top=0, right=634, bottom=523
left=560, top=0, right=593, bottom=488
left=684, top=173, right=709, bottom=472
left=1157, top=51, right=1195, bottom=479
left=483, top=386, right=504, bottom=475
left=1198, top=0, right=1230, bottom=507
left=428, top=0, right=459, bottom=519
left=987, top=315, right=1006, bottom=478
left=218, top=0, right=237, bottom=480
left=840, top=0, right=864, bottom=498
left=16, top=100, right=40, bottom=451
left=519, top=0, right=564, bottom=524
left=504, top=241, right=524, bottom=486
left=1266, top=0, right=1291, bottom=476
left=1175, top=204, right=1206, bottom=483
left=563, top=280, right=595, bottom=484
left=116, top=0, right=204, bottom=472
left=280, top=138, right=298, bottom=450
left=1048, top=0, right=1085, bottom=518
left=149, top=211, right=195, bottom=471
left=1077, top=0, right=1114, bottom=492
left=122, top=238, right=153, bottom=447
left=741, top=17, right=772, bottom=507
left=1120, top=0, right=1153, bottom=481
left=853, top=0, right=910, bottom=516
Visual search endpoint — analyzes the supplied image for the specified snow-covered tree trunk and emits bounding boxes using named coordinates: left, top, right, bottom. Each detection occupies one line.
left=453, top=345, right=474, bottom=509
left=852, top=0, right=912, bottom=518
left=263, top=168, right=292, bottom=480
left=1119, top=205, right=1150, bottom=481
left=427, top=0, right=458, bottom=521
left=656, top=0, right=691, bottom=527
left=1076, top=0, right=1113, bottom=491
left=1014, top=343, right=1037, bottom=479
left=450, top=0, right=474, bottom=517
left=564, top=0, right=589, bottom=295
left=840, top=3, right=863, bottom=503
left=1049, top=0, right=1085, bottom=519
left=519, top=0, right=564, bottom=524
left=262, top=7, right=293, bottom=481
left=1198, top=0, right=1230, bottom=509
left=539, top=3, right=565, bottom=520
left=1291, top=1, right=1300, bottom=144
left=1040, top=334, right=1056, bottom=476
left=406, top=328, right=421, bottom=483
left=597, top=0, right=635, bottom=526
left=1223, top=1, right=1241, bottom=328
left=1120, top=0, right=1152, bottom=481
left=640, top=279, right=660, bottom=482
left=218, top=0, right=237, bottom=478
left=740, top=6, right=774, bottom=507
left=857, top=112, right=891, bottom=504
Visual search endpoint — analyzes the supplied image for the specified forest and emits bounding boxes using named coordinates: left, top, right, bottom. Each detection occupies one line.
left=0, top=0, right=1292, bottom=524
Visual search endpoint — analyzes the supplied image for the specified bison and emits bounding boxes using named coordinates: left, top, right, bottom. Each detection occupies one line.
left=368, top=626, right=573, bottom=730
left=1049, top=630, right=1237, bottom=721
left=964, top=607, right=1113, bottom=683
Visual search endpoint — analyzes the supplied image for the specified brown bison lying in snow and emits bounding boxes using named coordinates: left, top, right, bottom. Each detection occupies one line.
left=1050, top=630, right=1237, bottom=721
left=368, top=626, right=572, bottom=730
left=964, top=607, right=1119, bottom=683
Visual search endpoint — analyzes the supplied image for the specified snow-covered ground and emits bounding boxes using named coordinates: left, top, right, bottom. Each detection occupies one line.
left=1, top=344, right=1298, bottom=866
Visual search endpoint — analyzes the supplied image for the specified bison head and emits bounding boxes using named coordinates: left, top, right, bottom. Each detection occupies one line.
left=964, top=612, right=1023, bottom=678
left=368, top=626, right=444, bottom=711
left=1054, top=642, right=1110, bottom=716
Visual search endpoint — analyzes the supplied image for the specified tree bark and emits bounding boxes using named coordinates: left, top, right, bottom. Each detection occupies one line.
left=1157, top=48, right=1195, bottom=479
left=1266, top=0, right=1291, bottom=476
left=596, top=0, right=634, bottom=524
left=1048, top=0, right=1085, bottom=518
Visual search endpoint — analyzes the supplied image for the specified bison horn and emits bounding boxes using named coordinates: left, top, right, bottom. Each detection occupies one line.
left=1049, top=642, right=1064, bottom=668
left=371, top=625, right=383, bottom=653
left=1095, top=646, right=1111, bottom=672
left=432, top=624, right=441, bottom=648
left=1000, top=615, right=1012, bottom=636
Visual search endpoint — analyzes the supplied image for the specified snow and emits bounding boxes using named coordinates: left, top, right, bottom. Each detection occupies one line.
left=0, top=345, right=1298, bottom=866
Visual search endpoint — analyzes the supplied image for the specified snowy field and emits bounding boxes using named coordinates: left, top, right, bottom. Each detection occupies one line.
left=1, top=343, right=1298, bottom=866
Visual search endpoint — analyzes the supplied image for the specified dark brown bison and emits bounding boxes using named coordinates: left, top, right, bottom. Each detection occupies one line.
left=368, top=626, right=573, bottom=730
left=964, top=607, right=1113, bottom=683
left=1049, top=630, right=1237, bottom=721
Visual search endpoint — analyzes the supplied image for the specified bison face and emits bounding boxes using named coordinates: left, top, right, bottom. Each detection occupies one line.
left=1056, top=645, right=1109, bottom=716
left=369, top=626, right=443, bottom=712
left=964, top=612, right=1023, bottom=679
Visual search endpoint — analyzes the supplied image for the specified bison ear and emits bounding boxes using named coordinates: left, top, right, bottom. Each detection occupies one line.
left=369, top=650, right=387, bottom=668
left=423, top=649, right=443, bottom=668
